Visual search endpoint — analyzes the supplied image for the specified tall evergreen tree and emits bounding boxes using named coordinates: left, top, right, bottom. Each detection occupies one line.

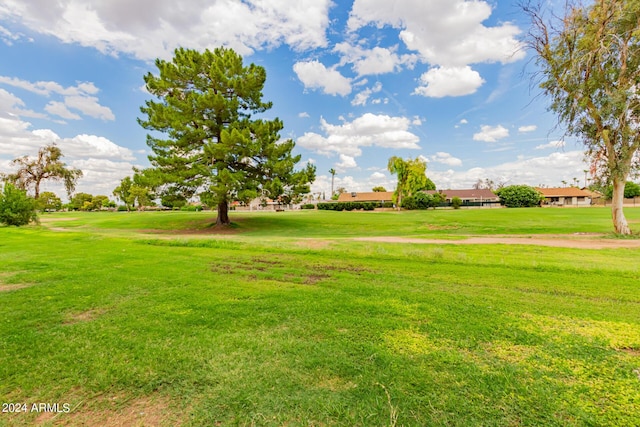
left=139, top=47, right=314, bottom=225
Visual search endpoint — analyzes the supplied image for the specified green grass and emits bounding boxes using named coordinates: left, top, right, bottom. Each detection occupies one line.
left=1, top=208, right=639, bottom=426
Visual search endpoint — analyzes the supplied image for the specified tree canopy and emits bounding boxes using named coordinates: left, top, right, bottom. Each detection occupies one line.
left=495, top=185, right=542, bottom=208
left=387, top=156, right=429, bottom=210
left=0, top=183, right=37, bottom=226
left=139, top=47, right=315, bottom=225
left=4, top=144, right=82, bottom=199
left=523, top=0, right=640, bottom=234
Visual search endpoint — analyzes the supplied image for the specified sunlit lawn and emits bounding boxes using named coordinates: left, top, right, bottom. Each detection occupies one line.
left=1, top=208, right=639, bottom=426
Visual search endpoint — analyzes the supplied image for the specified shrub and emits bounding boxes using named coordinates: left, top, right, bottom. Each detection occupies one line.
left=301, top=203, right=315, bottom=210
left=451, top=196, right=462, bottom=209
left=495, top=185, right=542, bottom=208
left=382, top=201, right=394, bottom=208
left=0, top=183, right=37, bottom=226
left=401, top=196, right=417, bottom=210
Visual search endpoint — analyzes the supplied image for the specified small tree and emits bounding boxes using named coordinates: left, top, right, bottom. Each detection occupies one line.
left=329, top=168, right=337, bottom=198
left=113, top=176, right=134, bottom=211
left=388, top=156, right=429, bottom=210
left=0, top=183, right=37, bottom=226
left=5, top=144, right=82, bottom=199
left=70, top=193, right=94, bottom=211
left=451, top=196, right=462, bottom=209
left=36, top=191, right=62, bottom=212
left=495, top=185, right=542, bottom=208
left=372, top=186, right=386, bottom=192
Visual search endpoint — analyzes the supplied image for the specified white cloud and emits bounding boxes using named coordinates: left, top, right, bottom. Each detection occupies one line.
left=298, top=112, right=310, bottom=118
left=428, top=151, right=587, bottom=190
left=0, top=76, right=114, bottom=121
left=459, top=119, right=468, bottom=125
left=348, top=0, right=525, bottom=68
left=371, top=171, right=386, bottom=179
left=430, top=152, right=462, bottom=166
left=335, top=42, right=417, bottom=76
left=336, top=154, right=358, bottom=171
left=293, top=60, right=352, bottom=96
left=0, top=114, right=137, bottom=198
left=351, top=81, right=382, bottom=106
left=0, top=0, right=333, bottom=60
left=44, top=101, right=81, bottom=120
left=0, top=88, right=46, bottom=119
left=414, top=66, right=485, bottom=98
left=519, top=125, right=537, bottom=133
left=298, top=113, right=421, bottom=158
left=473, top=125, right=509, bottom=143
left=535, top=140, right=565, bottom=150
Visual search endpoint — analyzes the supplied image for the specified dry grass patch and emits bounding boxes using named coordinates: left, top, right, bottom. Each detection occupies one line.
left=63, top=308, right=108, bottom=325
left=33, top=393, right=183, bottom=427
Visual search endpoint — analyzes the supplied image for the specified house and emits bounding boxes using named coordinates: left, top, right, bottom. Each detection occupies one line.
left=337, top=191, right=394, bottom=203
left=426, top=189, right=500, bottom=205
left=536, top=187, right=592, bottom=206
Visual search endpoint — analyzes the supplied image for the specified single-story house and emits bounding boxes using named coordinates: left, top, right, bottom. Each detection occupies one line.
left=337, top=191, right=394, bottom=203
left=536, top=187, right=592, bottom=206
left=426, top=189, right=499, bottom=204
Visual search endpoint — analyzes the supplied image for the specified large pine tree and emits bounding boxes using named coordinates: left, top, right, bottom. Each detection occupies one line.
left=139, top=47, right=315, bottom=225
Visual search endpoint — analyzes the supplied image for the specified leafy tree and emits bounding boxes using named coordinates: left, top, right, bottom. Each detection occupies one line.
left=604, top=181, right=640, bottom=200
left=36, top=191, right=62, bottom=212
left=70, top=193, right=93, bottom=211
left=0, top=183, right=37, bottom=226
left=523, top=0, right=640, bottom=234
left=331, top=187, right=346, bottom=200
left=129, top=184, right=152, bottom=210
left=91, top=195, right=110, bottom=210
left=451, top=196, right=462, bottom=209
left=5, top=144, right=82, bottom=199
left=113, top=176, right=134, bottom=211
left=387, top=156, right=428, bottom=210
left=139, top=47, right=315, bottom=226
left=372, top=186, right=386, bottom=192
left=495, top=185, right=542, bottom=208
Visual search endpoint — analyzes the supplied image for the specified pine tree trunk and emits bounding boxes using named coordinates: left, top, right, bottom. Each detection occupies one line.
left=216, top=200, right=230, bottom=226
left=611, top=177, right=631, bottom=235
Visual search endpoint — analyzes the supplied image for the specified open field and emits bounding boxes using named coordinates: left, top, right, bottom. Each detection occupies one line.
left=1, top=208, right=640, bottom=426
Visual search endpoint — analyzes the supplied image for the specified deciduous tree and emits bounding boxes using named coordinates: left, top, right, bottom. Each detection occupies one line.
left=5, top=144, right=82, bottom=199
left=387, top=156, right=428, bottom=210
left=139, top=47, right=315, bottom=225
left=0, top=183, right=37, bottom=226
left=522, top=0, right=640, bottom=234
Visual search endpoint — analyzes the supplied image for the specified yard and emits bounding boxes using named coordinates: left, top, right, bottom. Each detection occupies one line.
left=1, top=208, right=639, bottom=426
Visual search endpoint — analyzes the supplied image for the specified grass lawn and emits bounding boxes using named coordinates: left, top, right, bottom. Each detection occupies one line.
left=1, top=208, right=639, bottom=426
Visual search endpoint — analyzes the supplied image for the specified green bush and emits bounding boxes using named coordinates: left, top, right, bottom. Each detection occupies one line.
left=382, top=201, right=394, bottom=208
left=495, top=185, right=542, bottom=208
left=451, top=196, right=462, bottom=209
left=301, top=204, right=315, bottom=210
left=0, top=183, right=37, bottom=226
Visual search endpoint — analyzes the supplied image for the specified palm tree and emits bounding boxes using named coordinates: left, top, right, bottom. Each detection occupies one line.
left=329, top=168, right=336, bottom=199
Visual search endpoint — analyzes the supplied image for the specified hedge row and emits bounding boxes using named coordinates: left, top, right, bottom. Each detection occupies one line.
left=317, top=201, right=393, bottom=211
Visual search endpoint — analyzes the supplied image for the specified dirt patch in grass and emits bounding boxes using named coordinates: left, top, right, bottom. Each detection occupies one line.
left=39, top=217, right=80, bottom=222
left=294, top=239, right=332, bottom=249
left=0, top=283, right=33, bottom=292
left=63, top=308, right=108, bottom=325
left=34, top=393, right=182, bottom=426
left=354, top=235, right=640, bottom=249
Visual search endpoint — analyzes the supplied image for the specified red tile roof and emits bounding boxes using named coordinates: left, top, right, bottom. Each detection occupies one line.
left=535, top=187, right=592, bottom=197
left=337, top=191, right=394, bottom=202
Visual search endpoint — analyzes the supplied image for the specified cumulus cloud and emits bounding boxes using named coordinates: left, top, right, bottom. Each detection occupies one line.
left=535, top=140, right=565, bottom=150
left=336, top=154, right=358, bottom=171
left=430, top=152, right=462, bottom=166
left=293, top=60, right=352, bottom=96
left=351, top=81, right=382, bottom=106
left=0, top=113, right=137, bottom=198
left=298, top=113, right=421, bottom=158
left=0, top=88, right=46, bottom=119
left=348, top=0, right=524, bottom=67
left=473, top=125, right=509, bottom=143
left=334, top=42, right=417, bottom=76
left=0, top=76, right=114, bottom=121
left=428, top=151, right=587, bottom=189
left=414, top=66, right=485, bottom=98
left=0, top=0, right=333, bottom=60
left=298, top=112, right=310, bottom=118
left=519, top=125, right=537, bottom=133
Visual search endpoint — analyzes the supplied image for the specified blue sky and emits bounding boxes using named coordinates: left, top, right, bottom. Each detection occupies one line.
left=0, top=0, right=590, bottom=200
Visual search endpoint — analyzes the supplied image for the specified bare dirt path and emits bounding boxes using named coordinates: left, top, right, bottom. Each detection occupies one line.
left=353, top=235, right=640, bottom=249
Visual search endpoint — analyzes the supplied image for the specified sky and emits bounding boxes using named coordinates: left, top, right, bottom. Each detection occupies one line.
left=0, top=0, right=592, bottom=201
